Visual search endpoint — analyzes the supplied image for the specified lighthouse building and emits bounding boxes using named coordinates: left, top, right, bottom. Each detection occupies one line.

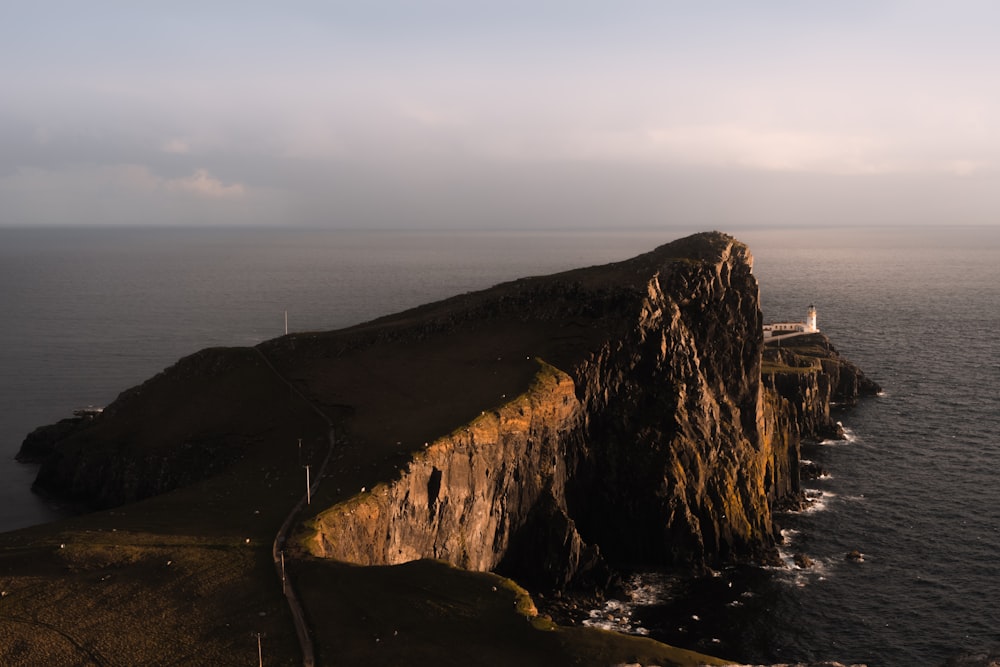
left=763, top=304, right=819, bottom=339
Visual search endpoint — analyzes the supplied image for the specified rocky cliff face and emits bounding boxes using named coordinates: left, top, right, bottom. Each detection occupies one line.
left=563, top=239, right=780, bottom=567
left=762, top=335, right=881, bottom=443
left=300, top=232, right=821, bottom=582
left=307, top=362, right=600, bottom=590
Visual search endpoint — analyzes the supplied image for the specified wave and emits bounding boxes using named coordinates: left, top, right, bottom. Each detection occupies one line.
left=800, top=489, right=832, bottom=513
left=817, top=428, right=859, bottom=446
left=780, top=528, right=801, bottom=543
left=581, top=572, right=676, bottom=636
left=582, top=598, right=650, bottom=636
left=769, top=548, right=831, bottom=588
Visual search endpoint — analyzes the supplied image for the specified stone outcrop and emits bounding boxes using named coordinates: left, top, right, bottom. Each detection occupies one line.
left=562, top=238, right=777, bottom=568
left=16, top=418, right=88, bottom=464
left=762, top=335, right=880, bottom=442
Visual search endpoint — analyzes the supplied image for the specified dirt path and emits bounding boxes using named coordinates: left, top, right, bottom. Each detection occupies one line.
left=255, top=346, right=338, bottom=667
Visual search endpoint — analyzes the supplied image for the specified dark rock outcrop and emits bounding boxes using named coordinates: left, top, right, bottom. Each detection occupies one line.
left=763, top=334, right=881, bottom=442
left=940, top=649, right=1000, bottom=667
left=23, top=347, right=313, bottom=509
left=16, top=418, right=89, bottom=464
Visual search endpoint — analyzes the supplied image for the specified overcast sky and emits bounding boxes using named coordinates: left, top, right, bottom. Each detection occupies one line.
left=3, top=1, right=999, bottom=228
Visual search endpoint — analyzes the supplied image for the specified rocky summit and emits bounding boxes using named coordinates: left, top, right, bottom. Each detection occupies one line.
left=6, top=231, right=879, bottom=666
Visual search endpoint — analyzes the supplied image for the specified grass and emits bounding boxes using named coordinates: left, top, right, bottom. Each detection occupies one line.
left=0, top=347, right=328, bottom=666
left=0, top=338, right=733, bottom=666
left=761, top=360, right=818, bottom=375
left=295, top=558, right=731, bottom=667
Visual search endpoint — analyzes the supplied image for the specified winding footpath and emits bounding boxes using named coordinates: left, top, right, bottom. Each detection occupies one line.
left=255, top=347, right=338, bottom=667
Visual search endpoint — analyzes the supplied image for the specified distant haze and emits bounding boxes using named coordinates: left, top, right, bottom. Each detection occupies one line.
left=3, top=2, right=1000, bottom=229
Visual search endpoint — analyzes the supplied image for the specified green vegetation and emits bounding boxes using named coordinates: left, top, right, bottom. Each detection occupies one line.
left=296, top=559, right=731, bottom=667
left=761, top=360, right=818, bottom=375
left=0, top=343, right=732, bottom=666
left=762, top=334, right=828, bottom=376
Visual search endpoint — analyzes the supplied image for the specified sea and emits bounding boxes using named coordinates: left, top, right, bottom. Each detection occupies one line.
left=1, top=225, right=998, bottom=666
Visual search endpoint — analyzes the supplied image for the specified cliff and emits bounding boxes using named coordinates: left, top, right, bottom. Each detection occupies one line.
left=763, top=334, right=881, bottom=443
left=20, top=347, right=327, bottom=509
left=291, top=231, right=822, bottom=582
left=20, top=232, right=879, bottom=591
left=307, top=361, right=598, bottom=591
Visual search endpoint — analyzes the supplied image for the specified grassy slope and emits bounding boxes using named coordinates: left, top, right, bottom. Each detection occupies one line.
left=0, top=350, right=327, bottom=666
left=0, top=332, right=731, bottom=665
left=297, top=559, right=731, bottom=667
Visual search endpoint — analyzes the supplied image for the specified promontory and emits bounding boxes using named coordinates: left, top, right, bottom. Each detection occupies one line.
left=2, top=231, right=878, bottom=666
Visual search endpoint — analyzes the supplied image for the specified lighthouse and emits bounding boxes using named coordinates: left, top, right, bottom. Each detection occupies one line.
left=806, top=304, right=818, bottom=333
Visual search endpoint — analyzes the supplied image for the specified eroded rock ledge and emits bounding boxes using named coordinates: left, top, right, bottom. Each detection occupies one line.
left=307, top=361, right=596, bottom=590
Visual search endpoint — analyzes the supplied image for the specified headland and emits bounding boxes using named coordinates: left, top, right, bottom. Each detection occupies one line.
left=2, top=231, right=879, bottom=666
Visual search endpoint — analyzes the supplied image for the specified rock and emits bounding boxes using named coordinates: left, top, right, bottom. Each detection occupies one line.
left=800, top=461, right=829, bottom=480
left=17, top=418, right=88, bottom=463
left=762, top=336, right=879, bottom=444
left=845, top=549, right=864, bottom=562
left=26, top=346, right=284, bottom=508
left=941, top=649, right=1000, bottom=666
left=793, top=552, right=815, bottom=569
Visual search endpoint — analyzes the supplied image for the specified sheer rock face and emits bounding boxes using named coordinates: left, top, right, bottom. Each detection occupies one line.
left=307, top=363, right=594, bottom=590
left=763, top=335, right=882, bottom=442
left=304, top=232, right=801, bottom=578
left=562, top=239, right=780, bottom=567
left=17, top=418, right=87, bottom=464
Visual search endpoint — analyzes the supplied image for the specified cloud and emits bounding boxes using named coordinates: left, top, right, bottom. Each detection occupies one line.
left=942, top=159, right=987, bottom=177
left=164, top=168, right=245, bottom=198
left=0, top=163, right=254, bottom=225
left=641, top=125, right=892, bottom=175
left=161, top=138, right=191, bottom=154
left=64, top=164, right=246, bottom=200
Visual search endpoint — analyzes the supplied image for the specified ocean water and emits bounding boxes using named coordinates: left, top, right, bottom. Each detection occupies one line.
left=2, top=225, right=998, bottom=666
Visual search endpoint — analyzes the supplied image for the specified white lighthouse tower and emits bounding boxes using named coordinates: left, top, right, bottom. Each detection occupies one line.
left=806, top=304, right=818, bottom=333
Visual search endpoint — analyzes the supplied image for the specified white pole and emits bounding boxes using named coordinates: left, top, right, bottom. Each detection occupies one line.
left=305, top=465, right=311, bottom=505
left=280, top=550, right=286, bottom=585
left=257, top=632, right=263, bottom=667
left=284, top=310, right=288, bottom=335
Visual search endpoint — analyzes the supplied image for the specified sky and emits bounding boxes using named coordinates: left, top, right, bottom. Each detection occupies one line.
left=2, top=1, right=999, bottom=229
